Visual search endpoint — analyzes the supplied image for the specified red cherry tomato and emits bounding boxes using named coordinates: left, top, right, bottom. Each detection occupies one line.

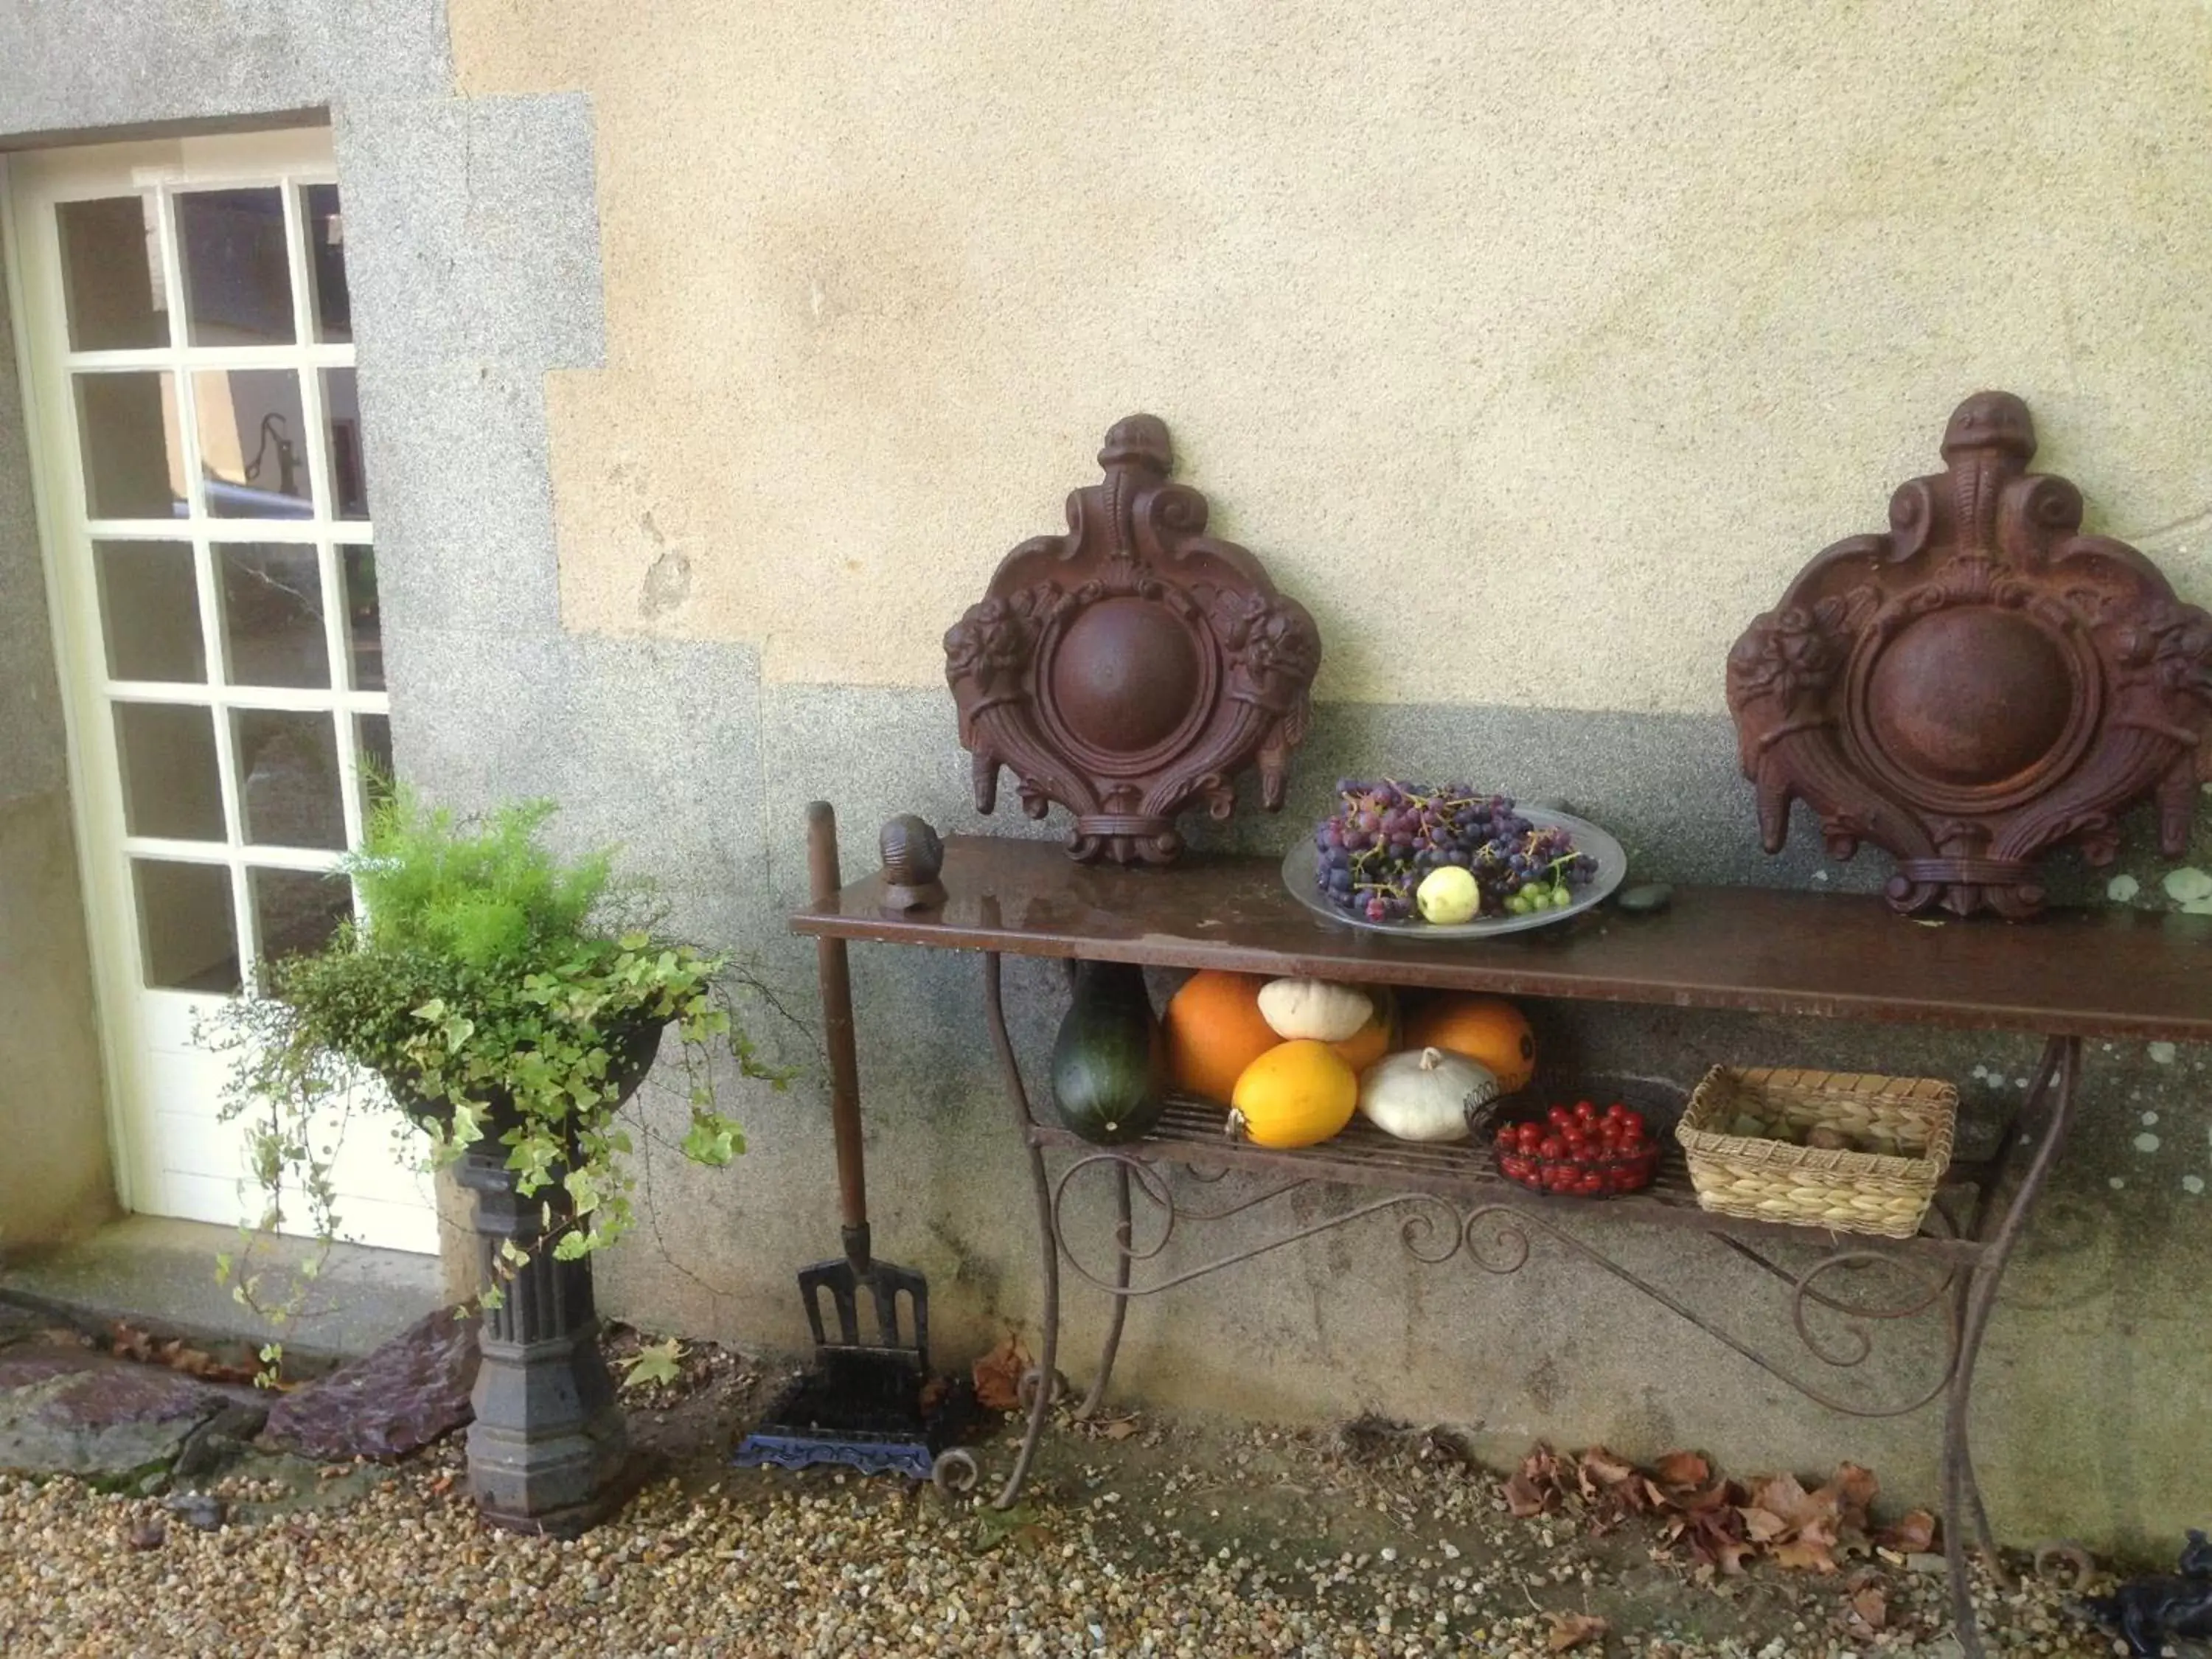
left=1539, top=1135, right=1566, bottom=1161
left=1547, top=1106, right=1573, bottom=1129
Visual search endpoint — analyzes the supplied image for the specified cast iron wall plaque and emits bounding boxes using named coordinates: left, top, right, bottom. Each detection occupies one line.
left=945, top=415, right=1321, bottom=864
left=1728, top=391, right=2212, bottom=919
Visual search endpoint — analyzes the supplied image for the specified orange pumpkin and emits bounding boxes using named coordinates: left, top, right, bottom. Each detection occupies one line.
left=1326, top=989, right=1399, bottom=1073
left=1401, top=995, right=1536, bottom=1093
left=1163, top=970, right=1282, bottom=1103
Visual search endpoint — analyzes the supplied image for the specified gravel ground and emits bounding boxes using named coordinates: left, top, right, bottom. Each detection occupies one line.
left=0, top=1404, right=2135, bottom=1659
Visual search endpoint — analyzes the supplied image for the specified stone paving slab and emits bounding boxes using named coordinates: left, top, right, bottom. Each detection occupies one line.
left=262, top=1304, right=478, bottom=1463
left=0, top=1344, right=238, bottom=1491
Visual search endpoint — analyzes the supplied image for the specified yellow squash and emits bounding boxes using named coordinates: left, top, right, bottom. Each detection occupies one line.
left=1229, top=1040, right=1359, bottom=1149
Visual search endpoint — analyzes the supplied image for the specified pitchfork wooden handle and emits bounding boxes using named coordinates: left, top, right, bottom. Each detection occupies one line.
left=807, top=801, right=871, bottom=1266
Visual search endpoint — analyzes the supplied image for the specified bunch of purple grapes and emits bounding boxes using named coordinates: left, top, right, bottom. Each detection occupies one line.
left=1310, top=779, right=1594, bottom=924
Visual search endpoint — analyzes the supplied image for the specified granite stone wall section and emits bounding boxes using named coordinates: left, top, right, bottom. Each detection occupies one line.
left=0, top=166, right=113, bottom=1250
left=0, top=0, right=451, bottom=141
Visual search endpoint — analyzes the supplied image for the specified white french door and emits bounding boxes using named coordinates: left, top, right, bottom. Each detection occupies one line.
left=6, top=130, right=437, bottom=1253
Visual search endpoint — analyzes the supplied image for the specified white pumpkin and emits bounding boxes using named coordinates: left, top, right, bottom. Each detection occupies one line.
left=1256, top=978, right=1373, bottom=1043
left=1357, top=1047, right=1500, bottom=1143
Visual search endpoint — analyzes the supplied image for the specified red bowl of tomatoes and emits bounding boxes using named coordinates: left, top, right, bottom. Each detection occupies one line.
left=1490, top=1095, right=1659, bottom=1197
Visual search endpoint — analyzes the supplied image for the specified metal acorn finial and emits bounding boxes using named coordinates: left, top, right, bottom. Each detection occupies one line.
left=878, top=815, right=946, bottom=911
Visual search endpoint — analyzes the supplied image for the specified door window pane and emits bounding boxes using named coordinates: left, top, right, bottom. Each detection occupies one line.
left=323, top=368, right=369, bottom=520
left=234, top=709, right=344, bottom=849
left=178, top=188, right=295, bottom=347
left=193, top=369, right=311, bottom=518
left=133, top=859, right=240, bottom=992
left=250, top=866, right=352, bottom=963
left=302, top=184, right=349, bottom=343
left=114, top=703, right=225, bottom=841
left=95, top=540, right=204, bottom=683
left=58, top=196, right=168, bottom=352
left=218, top=543, right=328, bottom=689
left=357, top=712, right=394, bottom=808
left=341, top=546, right=382, bottom=690
left=77, top=372, right=184, bottom=519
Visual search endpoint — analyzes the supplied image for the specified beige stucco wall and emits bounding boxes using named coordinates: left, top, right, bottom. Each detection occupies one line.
left=453, top=0, right=2212, bottom=712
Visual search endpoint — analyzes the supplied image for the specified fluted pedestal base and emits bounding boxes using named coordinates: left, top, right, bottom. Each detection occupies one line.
left=458, top=1139, right=632, bottom=1535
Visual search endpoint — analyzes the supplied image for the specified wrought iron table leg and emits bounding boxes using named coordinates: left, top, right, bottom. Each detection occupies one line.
left=1077, top=1161, right=1133, bottom=1420
left=1943, top=1035, right=2079, bottom=1659
left=985, top=950, right=1060, bottom=1509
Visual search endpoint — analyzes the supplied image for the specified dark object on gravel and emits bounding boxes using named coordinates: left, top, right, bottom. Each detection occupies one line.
left=164, top=1492, right=227, bottom=1531
left=734, top=1349, right=981, bottom=1492
left=262, top=1306, right=479, bottom=1462
left=2080, top=1527, right=2212, bottom=1657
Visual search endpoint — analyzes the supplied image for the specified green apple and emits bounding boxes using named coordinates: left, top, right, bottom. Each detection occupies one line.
left=1416, top=865, right=1480, bottom=925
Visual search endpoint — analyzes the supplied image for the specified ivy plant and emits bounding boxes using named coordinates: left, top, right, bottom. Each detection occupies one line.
left=199, top=792, right=790, bottom=1357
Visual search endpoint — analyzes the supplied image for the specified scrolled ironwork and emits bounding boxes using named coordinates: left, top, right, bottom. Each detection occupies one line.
left=1790, top=1250, right=1958, bottom=1372
left=1048, top=1156, right=1963, bottom=1419
left=1049, top=1152, right=1464, bottom=1296
left=1459, top=1204, right=1534, bottom=1276
left=1399, top=1200, right=1466, bottom=1265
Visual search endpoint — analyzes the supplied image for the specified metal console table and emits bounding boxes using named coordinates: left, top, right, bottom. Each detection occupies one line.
left=793, top=820, right=2212, bottom=1659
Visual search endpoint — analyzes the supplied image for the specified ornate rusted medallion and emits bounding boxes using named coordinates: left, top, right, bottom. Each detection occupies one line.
left=1728, top=392, right=2212, bottom=918
left=945, top=416, right=1321, bottom=864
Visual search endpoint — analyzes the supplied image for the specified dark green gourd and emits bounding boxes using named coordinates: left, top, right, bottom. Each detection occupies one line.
left=1049, top=960, right=1166, bottom=1144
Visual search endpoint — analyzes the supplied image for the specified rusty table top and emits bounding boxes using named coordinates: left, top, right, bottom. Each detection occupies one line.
left=793, top=834, right=2212, bottom=1042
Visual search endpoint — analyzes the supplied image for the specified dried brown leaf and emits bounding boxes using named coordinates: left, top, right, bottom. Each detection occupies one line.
left=1679, top=1482, right=1736, bottom=1515
left=1739, top=1506, right=1792, bottom=1543
left=1520, top=1444, right=1563, bottom=1486
left=1579, top=1446, right=1636, bottom=1489
left=1746, top=1472, right=1820, bottom=1528
left=1099, top=1416, right=1142, bottom=1441
left=107, top=1321, right=254, bottom=1384
left=1654, top=1450, right=1711, bottom=1489
left=1772, top=1537, right=1840, bottom=1573
left=970, top=1331, right=1029, bottom=1413
left=1504, top=1472, right=1551, bottom=1518
left=1548, top=1612, right=1609, bottom=1652
left=1832, top=1462, right=1879, bottom=1519
left=1848, top=1585, right=1888, bottom=1632
left=1875, top=1508, right=1938, bottom=1553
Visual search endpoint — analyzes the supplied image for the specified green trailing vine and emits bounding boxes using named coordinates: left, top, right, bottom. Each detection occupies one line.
left=198, top=793, right=793, bottom=1370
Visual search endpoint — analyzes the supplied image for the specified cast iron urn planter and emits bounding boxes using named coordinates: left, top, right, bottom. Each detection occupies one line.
left=389, top=1018, right=667, bottom=1534
left=945, top=414, right=1321, bottom=866
left=1728, top=392, right=2212, bottom=918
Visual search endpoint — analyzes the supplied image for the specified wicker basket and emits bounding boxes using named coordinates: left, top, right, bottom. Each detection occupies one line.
left=1677, top=1067, right=1958, bottom=1239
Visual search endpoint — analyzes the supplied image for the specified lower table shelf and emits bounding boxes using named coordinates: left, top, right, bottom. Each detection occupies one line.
left=1028, top=1094, right=1996, bottom=1267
